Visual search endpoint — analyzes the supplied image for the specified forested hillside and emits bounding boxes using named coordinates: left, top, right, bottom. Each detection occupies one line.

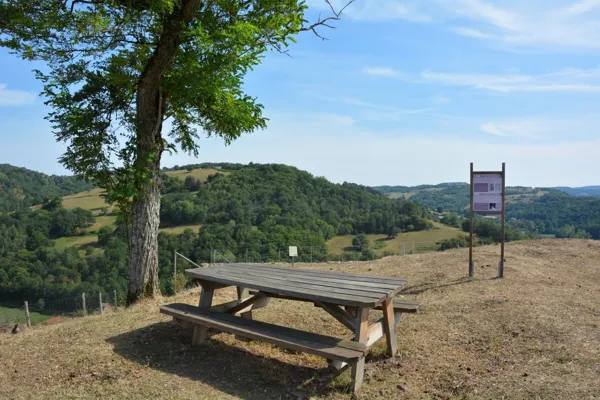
left=0, top=164, right=93, bottom=212
left=1, top=163, right=434, bottom=304
left=376, top=184, right=600, bottom=239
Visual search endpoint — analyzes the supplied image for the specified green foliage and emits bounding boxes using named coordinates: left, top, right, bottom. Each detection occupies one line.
left=169, top=273, right=189, bottom=295
left=437, top=235, right=468, bottom=251
left=0, top=164, right=92, bottom=213
left=440, top=213, right=462, bottom=228
left=352, top=234, right=370, bottom=253
left=0, top=0, right=308, bottom=204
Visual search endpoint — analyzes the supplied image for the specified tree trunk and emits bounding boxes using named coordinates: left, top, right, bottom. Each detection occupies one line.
left=126, top=0, right=202, bottom=305
left=127, top=160, right=162, bottom=304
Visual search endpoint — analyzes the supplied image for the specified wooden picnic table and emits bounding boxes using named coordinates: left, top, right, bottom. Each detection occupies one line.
left=160, top=263, right=417, bottom=394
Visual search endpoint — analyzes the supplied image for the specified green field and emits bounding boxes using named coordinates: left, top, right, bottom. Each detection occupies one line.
left=159, top=224, right=202, bottom=234
left=54, top=234, right=99, bottom=250
left=327, top=222, right=462, bottom=255
left=165, top=168, right=229, bottom=181
left=0, top=305, right=50, bottom=326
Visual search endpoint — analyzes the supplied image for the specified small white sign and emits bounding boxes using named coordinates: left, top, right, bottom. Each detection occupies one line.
left=473, top=173, right=503, bottom=212
left=289, top=246, right=298, bottom=257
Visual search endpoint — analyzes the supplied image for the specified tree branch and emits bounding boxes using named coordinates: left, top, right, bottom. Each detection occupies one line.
left=300, top=0, right=355, bottom=40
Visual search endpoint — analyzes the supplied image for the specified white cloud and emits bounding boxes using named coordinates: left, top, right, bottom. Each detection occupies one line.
left=563, top=0, right=600, bottom=15
left=0, top=84, right=36, bottom=106
left=447, top=0, right=600, bottom=50
left=420, top=68, right=600, bottom=92
left=163, top=111, right=600, bottom=187
left=306, top=0, right=430, bottom=22
left=363, top=67, right=398, bottom=77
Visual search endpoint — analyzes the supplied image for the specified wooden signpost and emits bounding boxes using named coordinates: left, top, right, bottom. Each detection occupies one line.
left=469, top=162, right=506, bottom=278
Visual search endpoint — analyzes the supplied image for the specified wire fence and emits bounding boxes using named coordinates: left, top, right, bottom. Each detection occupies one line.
left=173, top=239, right=474, bottom=268
left=0, top=291, right=120, bottom=330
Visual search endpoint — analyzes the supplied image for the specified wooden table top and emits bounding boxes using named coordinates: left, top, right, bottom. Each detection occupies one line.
left=186, top=263, right=407, bottom=308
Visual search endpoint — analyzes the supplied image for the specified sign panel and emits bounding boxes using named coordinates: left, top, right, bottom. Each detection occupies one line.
left=472, top=173, right=503, bottom=212
left=288, top=246, right=298, bottom=257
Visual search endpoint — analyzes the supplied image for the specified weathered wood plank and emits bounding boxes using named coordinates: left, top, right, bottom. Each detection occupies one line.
left=351, top=308, right=370, bottom=394
left=228, top=294, right=269, bottom=315
left=192, top=287, right=214, bottom=346
left=207, top=268, right=389, bottom=300
left=161, top=303, right=366, bottom=362
left=316, top=302, right=355, bottom=331
left=374, top=298, right=420, bottom=313
left=217, top=264, right=402, bottom=292
left=186, top=268, right=383, bottom=307
left=382, top=298, right=397, bottom=357
left=215, top=263, right=407, bottom=285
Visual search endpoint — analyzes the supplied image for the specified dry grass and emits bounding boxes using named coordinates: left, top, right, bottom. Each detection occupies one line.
left=1, top=239, right=599, bottom=399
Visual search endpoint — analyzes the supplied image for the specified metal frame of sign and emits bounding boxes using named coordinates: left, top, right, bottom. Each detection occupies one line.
left=469, top=162, right=506, bottom=279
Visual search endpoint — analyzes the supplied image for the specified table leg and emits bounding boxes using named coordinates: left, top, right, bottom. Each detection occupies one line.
left=382, top=298, right=398, bottom=357
left=191, top=285, right=214, bottom=346
left=351, top=307, right=369, bottom=395
left=237, top=287, right=253, bottom=320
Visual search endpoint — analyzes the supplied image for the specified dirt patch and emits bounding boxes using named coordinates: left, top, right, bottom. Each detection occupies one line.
left=44, top=316, right=62, bottom=325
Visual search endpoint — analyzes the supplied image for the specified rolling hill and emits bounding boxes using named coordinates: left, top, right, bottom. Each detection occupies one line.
left=0, top=164, right=93, bottom=213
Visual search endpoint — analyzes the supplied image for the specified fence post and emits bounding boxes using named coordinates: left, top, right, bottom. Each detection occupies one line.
left=210, top=247, right=213, bottom=264
left=412, top=241, right=415, bottom=254
left=99, top=292, right=103, bottom=315
left=113, top=290, right=118, bottom=308
left=82, top=293, right=87, bottom=316
left=310, top=246, right=313, bottom=264
left=278, top=249, right=281, bottom=263
left=245, top=248, right=248, bottom=263
left=173, top=250, right=177, bottom=278
left=24, top=301, right=31, bottom=328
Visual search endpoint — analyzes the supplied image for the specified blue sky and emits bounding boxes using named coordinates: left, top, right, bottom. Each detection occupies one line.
left=2, top=0, right=600, bottom=187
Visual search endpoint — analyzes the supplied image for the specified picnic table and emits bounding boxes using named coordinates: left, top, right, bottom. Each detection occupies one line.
left=160, top=263, right=419, bottom=394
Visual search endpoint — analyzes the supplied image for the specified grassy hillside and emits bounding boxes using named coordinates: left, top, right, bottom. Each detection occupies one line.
left=1, top=240, right=598, bottom=399
left=327, top=222, right=461, bottom=255
left=55, top=168, right=227, bottom=216
left=0, top=164, right=93, bottom=213
left=0, top=305, right=50, bottom=327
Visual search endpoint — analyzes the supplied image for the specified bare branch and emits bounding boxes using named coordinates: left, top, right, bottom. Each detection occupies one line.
left=300, top=0, right=355, bottom=41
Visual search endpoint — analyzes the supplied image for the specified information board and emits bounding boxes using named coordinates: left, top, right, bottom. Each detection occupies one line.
left=289, top=246, right=298, bottom=257
left=472, top=173, right=503, bottom=212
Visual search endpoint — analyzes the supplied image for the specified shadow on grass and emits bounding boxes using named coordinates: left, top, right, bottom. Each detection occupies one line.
left=399, top=277, right=473, bottom=296
left=106, top=321, right=349, bottom=399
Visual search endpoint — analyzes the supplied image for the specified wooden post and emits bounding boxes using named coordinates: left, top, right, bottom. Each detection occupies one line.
left=82, top=293, right=87, bottom=316
left=469, top=162, right=475, bottom=277
left=412, top=241, right=415, bottom=254
left=499, top=162, right=506, bottom=278
left=382, top=299, right=397, bottom=356
left=24, top=301, right=31, bottom=328
left=192, top=284, right=215, bottom=346
left=99, top=292, right=103, bottom=315
left=351, top=308, right=370, bottom=394
left=173, top=250, right=177, bottom=278
left=310, top=246, right=313, bottom=264
left=245, top=248, right=248, bottom=263
left=113, top=290, right=118, bottom=308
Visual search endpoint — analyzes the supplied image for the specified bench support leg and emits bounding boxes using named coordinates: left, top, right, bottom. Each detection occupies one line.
left=382, top=298, right=398, bottom=357
left=235, top=287, right=252, bottom=342
left=351, top=307, right=369, bottom=395
left=192, top=286, right=214, bottom=346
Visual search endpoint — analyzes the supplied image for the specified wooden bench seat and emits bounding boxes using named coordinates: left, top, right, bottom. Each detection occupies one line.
left=374, top=298, right=420, bottom=313
left=160, top=303, right=367, bottom=363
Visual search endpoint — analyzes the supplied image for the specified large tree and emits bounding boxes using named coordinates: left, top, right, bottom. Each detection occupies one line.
left=0, top=0, right=352, bottom=304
